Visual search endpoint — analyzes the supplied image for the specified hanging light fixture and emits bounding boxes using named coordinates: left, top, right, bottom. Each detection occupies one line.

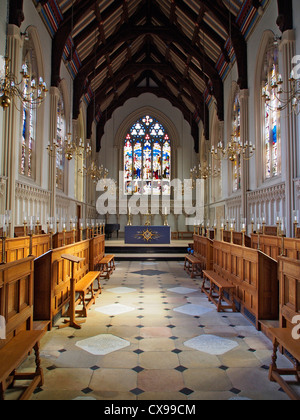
left=211, top=0, right=255, bottom=164
left=0, top=55, right=48, bottom=109
left=262, top=37, right=300, bottom=115
left=211, top=137, right=256, bottom=162
left=190, top=162, right=220, bottom=186
left=79, top=162, right=109, bottom=184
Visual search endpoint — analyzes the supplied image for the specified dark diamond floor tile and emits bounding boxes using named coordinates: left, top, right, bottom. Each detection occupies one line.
left=81, top=387, right=93, bottom=395
left=130, top=388, right=145, bottom=396
left=179, top=388, right=194, bottom=396
left=230, top=388, right=241, bottom=395
left=175, top=365, right=188, bottom=372
left=132, top=366, right=144, bottom=373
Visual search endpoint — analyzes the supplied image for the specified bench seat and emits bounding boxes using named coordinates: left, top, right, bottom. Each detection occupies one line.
left=202, top=270, right=236, bottom=313
left=184, top=255, right=202, bottom=278
left=0, top=330, right=45, bottom=400
left=269, top=328, right=300, bottom=401
left=75, top=271, right=102, bottom=317
left=99, top=255, right=115, bottom=279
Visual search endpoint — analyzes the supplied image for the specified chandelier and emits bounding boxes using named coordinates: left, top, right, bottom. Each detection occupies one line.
left=0, top=56, right=48, bottom=109
left=47, top=136, right=92, bottom=162
left=211, top=136, right=256, bottom=162
left=79, top=162, right=109, bottom=184
left=262, top=70, right=300, bottom=115
left=190, top=162, right=220, bottom=184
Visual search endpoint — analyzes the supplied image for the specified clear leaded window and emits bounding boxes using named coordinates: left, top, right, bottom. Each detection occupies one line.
left=124, top=116, right=171, bottom=196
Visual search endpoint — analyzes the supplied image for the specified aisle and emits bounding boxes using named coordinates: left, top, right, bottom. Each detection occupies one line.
left=27, top=261, right=291, bottom=400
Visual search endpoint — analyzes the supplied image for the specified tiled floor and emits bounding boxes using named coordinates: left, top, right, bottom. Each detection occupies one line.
left=15, top=260, right=296, bottom=400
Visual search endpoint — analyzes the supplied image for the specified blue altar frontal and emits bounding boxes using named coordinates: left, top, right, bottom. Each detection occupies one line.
left=125, top=226, right=171, bottom=245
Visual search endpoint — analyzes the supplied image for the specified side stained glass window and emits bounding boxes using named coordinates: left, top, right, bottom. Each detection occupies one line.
left=56, top=94, right=66, bottom=190
left=20, top=61, right=36, bottom=179
left=232, top=94, right=241, bottom=192
left=263, top=43, right=281, bottom=180
left=124, top=116, right=171, bottom=195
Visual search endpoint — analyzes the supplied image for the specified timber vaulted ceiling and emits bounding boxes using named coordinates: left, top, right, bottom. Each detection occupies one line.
left=28, top=0, right=271, bottom=150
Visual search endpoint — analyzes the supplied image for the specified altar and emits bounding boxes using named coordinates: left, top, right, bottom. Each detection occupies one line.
left=125, top=226, right=171, bottom=245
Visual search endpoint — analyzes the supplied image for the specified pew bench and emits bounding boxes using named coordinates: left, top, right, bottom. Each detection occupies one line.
left=0, top=330, right=45, bottom=400
left=269, top=328, right=300, bottom=401
left=75, top=271, right=102, bottom=317
left=202, top=270, right=237, bottom=313
left=99, top=255, right=116, bottom=279
left=184, top=255, right=202, bottom=278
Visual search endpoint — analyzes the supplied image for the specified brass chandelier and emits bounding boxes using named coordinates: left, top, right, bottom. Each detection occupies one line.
left=190, top=162, right=221, bottom=184
left=211, top=137, right=256, bottom=162
left=0, top=56, right=48, bottom=109
left=79, top=162, right=109, bottom=184
left=262, top=69, right=300, bottom=115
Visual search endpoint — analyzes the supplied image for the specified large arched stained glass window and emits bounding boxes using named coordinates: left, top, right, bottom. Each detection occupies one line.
left=124, top=116, right=171, bottom=196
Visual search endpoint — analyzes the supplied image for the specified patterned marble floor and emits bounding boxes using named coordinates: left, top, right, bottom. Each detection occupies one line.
left=16, top=260, right=296, bottom=400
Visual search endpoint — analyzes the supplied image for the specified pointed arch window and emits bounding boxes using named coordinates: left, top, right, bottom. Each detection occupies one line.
left=20, top=49, right=37, bottom=179
left=262, top=43, right=281, bottom=180
left=232, top=93, right=241, bottom=192
left=56, top=92, right=66, bottom=191
left=124, top=116, right=171, bottom=196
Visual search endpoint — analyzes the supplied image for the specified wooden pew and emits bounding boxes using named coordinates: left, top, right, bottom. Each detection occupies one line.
left=266, top=257, right=300, bottom=400
left=202, top=270, right=237, bottom=312
left=278, top=256, right=300, bottom=330
left=89, top=234, right=105, bottom=270
left=52, top=231, right=76, bottom=248
left=185, top=235, right=213, bottom=278
left=99, top=255, right=116, bottom=279
left=210, top=241, right=278, bottom=329
left=0, top=234, right=50, bottom=263
left=268, top=328, right=300, bottom=400
left=0, top=258, right=45, bottom=400
left=251, top=234, right=300, bottom=261
left=33, top=237, right=105, bottom=328
left=223, top=230, right=251, bottom=247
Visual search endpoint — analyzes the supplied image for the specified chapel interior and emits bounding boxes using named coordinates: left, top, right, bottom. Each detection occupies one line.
left=0, top=0, right=299, bottom=401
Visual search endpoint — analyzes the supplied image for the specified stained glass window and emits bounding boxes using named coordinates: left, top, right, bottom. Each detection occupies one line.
left=124, top=116, right=171, bottom=195
left=232, top=94, right=241, bottom=192
left=20, top=69, right=36, bottom=178
left=56, top=94, right=66, bottom=190
left=263, top=44, right=281, bottom=180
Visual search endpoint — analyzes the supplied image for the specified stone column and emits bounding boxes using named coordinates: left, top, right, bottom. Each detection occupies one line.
left=239, top=89, right=250, bottom=224
left=280, top=30, right=297, bottom=236
left=2, top=24, right=22, bottom=235
left=48, top=87, right=60, bottom=219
